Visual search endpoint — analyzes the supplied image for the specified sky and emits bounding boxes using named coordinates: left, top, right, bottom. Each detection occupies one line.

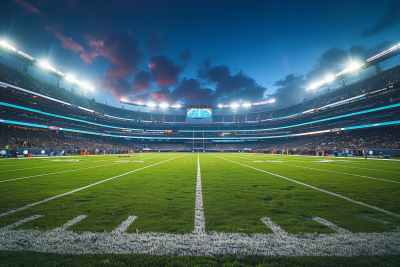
left=0, top=0, right=400, bottom=108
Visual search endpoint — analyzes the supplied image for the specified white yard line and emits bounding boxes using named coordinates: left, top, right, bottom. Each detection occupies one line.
left=229, top=154, right=400, bottom=184
left=54, top=215, right=87, bottom=231
left=0, top=155, right=168, bottom=183
left=0, top=154, right=186, bottom=217
left=111, top=216, right=138, bottom=235
left=193, top=153, right=206, bottom=234
left=312, top=217, right=350, bottom=234
left=210, top=154, right=400, bottom=218
left=261, top=217, right=287, bottom=236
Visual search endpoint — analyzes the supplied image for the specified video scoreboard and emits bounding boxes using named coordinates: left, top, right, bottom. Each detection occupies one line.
left=187, top=105, right=212, bottom=118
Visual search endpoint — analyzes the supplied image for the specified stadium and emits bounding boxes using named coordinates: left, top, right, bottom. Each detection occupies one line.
left=1, top=1, right=400, bottom=266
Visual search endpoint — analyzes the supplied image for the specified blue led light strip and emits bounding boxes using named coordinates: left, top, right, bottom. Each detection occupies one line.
left=0, top=102, right=144, bottom=131
left=1, top=118, right=399, bottom=140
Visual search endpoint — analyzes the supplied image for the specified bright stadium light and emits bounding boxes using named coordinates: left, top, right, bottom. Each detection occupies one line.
left=218, top=104, right=223, bottom=108
left=159, top=103, right=169, bottom=108
left=242, top=103, right=252, bottom=107
left=39, top=61, right=52, bottom=69
left=66, top=75, right=76, bottom=82
left=147, top=102, right=156, bottom=107
left=348, top=62, right=361, bottom=71
left=269, top=99, right=276, bottom=103
left=0, top=41, right=7, bottom=47
left=230, top=103, right=239, bottom=108
left=325, top=75, right=335, bottom=82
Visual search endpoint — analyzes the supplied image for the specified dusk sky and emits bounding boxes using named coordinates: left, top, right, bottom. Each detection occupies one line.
left=1, top=0, right=399, bottom=108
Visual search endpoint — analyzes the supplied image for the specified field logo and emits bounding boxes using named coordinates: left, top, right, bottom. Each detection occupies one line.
left=41, top=150, right=45, bottom=154
left=0, top=150, right=6, bottom=155
left=23, top=150, right=28, bottom=155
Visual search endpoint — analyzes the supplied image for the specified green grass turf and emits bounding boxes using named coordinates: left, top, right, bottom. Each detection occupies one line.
left=211, top=153, right=400, bottom=229
left=1, top=251, right=400, bottom=267
left=1, top=153, right=400, bottom=265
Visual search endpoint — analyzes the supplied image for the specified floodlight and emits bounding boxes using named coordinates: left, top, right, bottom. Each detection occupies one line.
left=176, top=104, right=181, bottom=108
left=66, top=75, right=76, bottom=82
left=348, top=62, right=360, bottom=71
left=218, top=104, right=223, bottom=108
left=0, top=41, right=7, bottom=47
left=39, top=61, right=53, bottom=69
left=269, top=99, right=276, bottom=103
left=230, top=103, right=239, bottom=108
left=242, top=103, right=251, bottom=107
left=159, top=103, right=169, bottom=108
left=147, top=102, right=156, bottom=107
left=325, top=75, right=334, bottom=82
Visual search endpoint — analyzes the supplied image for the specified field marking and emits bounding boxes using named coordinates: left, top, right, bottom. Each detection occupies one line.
left=0, top=215, right=42, bottom=231
left=1, top=219, right=399, bottom=256
left=210, top=154, right=400, bottom=218
left=230, top=154, right=400, bottom=184
left=0, top=154, right=187, bottom=218
left=261, top=217, right=287, bottom=236
left=312, top=217, right=350, bottom=234
left=55, top=215, right=87, bottom=231
left=112, top=216, right=138, bottom=235
left=0, top=154, right=168, bottom=183
left=193, top=153, right=206, bottom=234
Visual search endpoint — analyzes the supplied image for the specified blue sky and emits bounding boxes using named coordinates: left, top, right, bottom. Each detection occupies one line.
left=1, top=0, right=399, bottom=108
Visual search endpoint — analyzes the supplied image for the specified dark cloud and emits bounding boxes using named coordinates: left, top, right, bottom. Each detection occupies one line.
left=14, top=0, right=40, bottom=14
left=360, top=1, right=400, bottom=37
left=80, top=47, right=98, bottom=64
left=97, top=76, right=133, bottom=101
left=180, top=49, right=191, bottom=62
left=148, top=54, right=185, bottom=88
left=146, top=30, right=167, bottom=54
left=131, top=71, right=153, bottom=95
left=270, top=74, right=312, bottom=106
left=88, top=31, right=144, bottom=100
left=199, top=63, right=267, bottom=104
left=96, top=31, right=144, bottom=78
left=46, top=25, right=84, bottom=53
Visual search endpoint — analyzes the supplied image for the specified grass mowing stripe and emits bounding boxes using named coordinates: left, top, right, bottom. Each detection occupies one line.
left=193, top=153, right=205, bottom=234
left=231, top=154, right=400, bottom=184
left=0, top=154, right=165, bottom=183
left=210, top=154, right=400, bottom=218
left=0, top=154, right=186, bottom=218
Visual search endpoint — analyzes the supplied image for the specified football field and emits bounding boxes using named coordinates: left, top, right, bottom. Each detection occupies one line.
left=1, top=153, right=400, bottom=265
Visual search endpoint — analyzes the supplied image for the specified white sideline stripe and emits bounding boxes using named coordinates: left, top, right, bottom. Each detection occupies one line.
left=193, top=153, right=206, bottom=234
left=0, top=162, right=82, bottom=172
left=261, top=217, right=287, bottom=235
left=0, top=154, right=186, bottom=217
left=0, top=154, right=167, bottom=183
left=211, top=154, right=400, bottom=218
left=231, top=154, right=400, bottom=184
left=312, top=217, right=351, bottom=234
left=54, top=215, right=87, bottom=231
left=0, top=215, right=42, bottom=231
left=112, top=216, right=138, bottom=235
